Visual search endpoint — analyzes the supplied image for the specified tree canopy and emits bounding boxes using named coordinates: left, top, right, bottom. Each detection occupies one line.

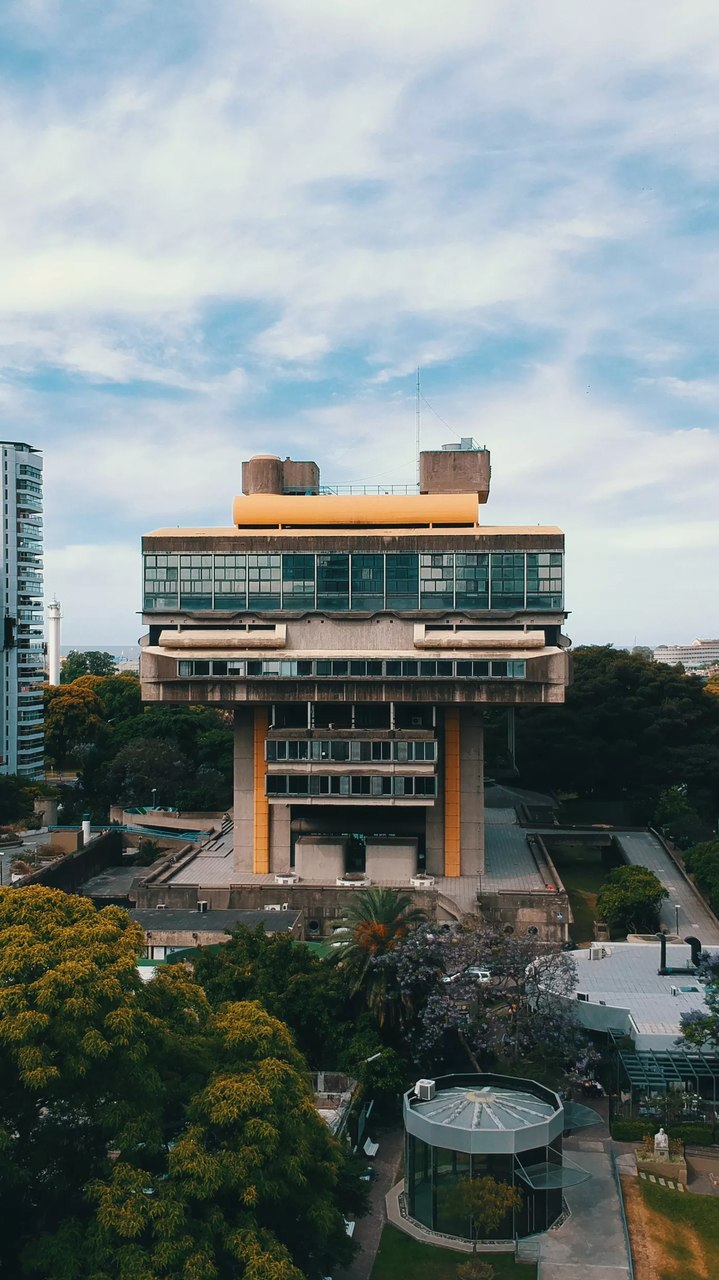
left=515, top=646, right=719, bottom=823
left=375, top=921, right=588, bottom=1080
left=44, top=677, right=234, bottom=817
left=0, top=886, right=361, bottom=1280
left=334, top=887, right=428, bottom=1026
left=59, top=650, right=118, bottom=683
left=596, top=864, right=668, bottom=935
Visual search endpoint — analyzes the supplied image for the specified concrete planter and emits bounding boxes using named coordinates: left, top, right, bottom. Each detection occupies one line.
left=636, top=1154, right=687, bottom=1185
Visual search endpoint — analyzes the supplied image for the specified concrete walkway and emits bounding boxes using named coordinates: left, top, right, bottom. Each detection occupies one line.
left=537, top=1144, right=632, bottom=1280
left=616, top=830, right=719, bottom=944
left=335, top=1128, right=404, bottom=1280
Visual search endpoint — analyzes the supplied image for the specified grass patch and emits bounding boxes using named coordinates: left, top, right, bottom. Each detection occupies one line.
left=622, top=1174, right=719, bottom=1280
left=370, top=1225, right=536, bottom=1280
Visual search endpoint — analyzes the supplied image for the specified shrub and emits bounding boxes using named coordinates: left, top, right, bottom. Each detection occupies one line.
left=612, top=1118, right=653, bottom=1142
left=611, top=1118, right=715, bottom=1145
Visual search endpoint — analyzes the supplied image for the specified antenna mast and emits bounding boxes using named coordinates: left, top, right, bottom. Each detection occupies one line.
left=415, top=366, right=421, bottom=487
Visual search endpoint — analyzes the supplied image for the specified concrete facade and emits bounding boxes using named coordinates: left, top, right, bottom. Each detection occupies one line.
left=139, top=446, right=570, bottom=916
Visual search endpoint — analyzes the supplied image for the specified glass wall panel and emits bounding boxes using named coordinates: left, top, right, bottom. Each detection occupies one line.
left=408, top=1136, right=433, bottom=1229
left=282, top=553, right=315, bottom=609
left=435, top=1147, right=471, bottom=1236
left=351, top=553, right=384, bottom=610
left=317, top=553, right=349, bottom=610
left=455, top=553, right=489, bottom=608
left=491, top=552, right=525, bottom=609
left=526, top=552, right=563, bottom=609
left=386, top=553, right=419, bottom=610
left=179, top=553, right=213, bottom=609
left=144, top=548, right=564, bottom=615
left=144, top=553, right=179, bottom=609
left=420, top=553, right=454, bottom=608
left=248, top=554, right=281, bottom=609
left=213, top=553, right=247, bottom=609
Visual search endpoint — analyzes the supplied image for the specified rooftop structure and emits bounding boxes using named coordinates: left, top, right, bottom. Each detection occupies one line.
left=0, top=442, right=44, bottom=777
left=544, top=941, right=718, bottom=1050
left=129, top=906, right=302, bottom=960
left=654, top=638, right=719, bottom=673
left=140, top=445, right=570, bottom=914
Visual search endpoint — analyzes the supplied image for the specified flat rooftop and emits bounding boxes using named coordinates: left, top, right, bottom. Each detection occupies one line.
left=129, top=908, right=300, bottom=934
left=567, top=942, right=718, bottom=1045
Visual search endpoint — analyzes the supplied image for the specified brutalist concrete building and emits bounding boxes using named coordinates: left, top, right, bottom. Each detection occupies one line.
left=139, top=443, right=569, bottom=905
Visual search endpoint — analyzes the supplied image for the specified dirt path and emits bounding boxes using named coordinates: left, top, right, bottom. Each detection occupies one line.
left=621, top=1175, right=709, bottom=1280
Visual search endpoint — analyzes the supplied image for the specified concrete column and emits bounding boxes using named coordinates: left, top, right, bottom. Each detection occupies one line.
left=459, top=707, right=484, bottom=875
left=425, top=715, right=445, bottom=876
left=270, top=804, right=292, bottom=874
left=233, top=707, right=254, bottom=874
left=443, top=708, right=461, bottom=877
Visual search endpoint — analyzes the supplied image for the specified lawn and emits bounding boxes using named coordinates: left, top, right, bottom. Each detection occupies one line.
left=622, top=1175, right=719, bottom=1280
left=369, top=1225, right=537, bottom=1280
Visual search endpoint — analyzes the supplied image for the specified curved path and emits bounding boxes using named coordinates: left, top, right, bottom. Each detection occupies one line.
left=616, top=831, right=719, bottom=945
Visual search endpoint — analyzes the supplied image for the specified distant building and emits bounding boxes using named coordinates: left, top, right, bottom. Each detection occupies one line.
left=0, top=442, right=44, bottom=777
left=654, top=638, right=719, bottom=673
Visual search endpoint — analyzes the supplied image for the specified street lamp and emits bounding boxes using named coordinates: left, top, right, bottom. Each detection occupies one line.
left=151, top=788, right=157, bottom=809
left=675, top=903, right=681, bottom=937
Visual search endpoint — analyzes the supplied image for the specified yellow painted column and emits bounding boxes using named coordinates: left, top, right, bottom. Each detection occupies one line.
left=444, top=708, right=461, bottom=877
left=253, top=707, right=270, bottom=873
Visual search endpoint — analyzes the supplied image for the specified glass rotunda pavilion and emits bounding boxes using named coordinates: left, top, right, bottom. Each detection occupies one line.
left=404, top=1074, right=587, bottom=1239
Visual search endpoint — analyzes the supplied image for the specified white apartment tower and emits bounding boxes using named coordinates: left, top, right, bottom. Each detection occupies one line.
left=1, top=442, right=44, bottom=776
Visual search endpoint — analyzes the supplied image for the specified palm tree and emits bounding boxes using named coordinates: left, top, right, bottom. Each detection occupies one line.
left=336, top=887, right=427, bottom=1024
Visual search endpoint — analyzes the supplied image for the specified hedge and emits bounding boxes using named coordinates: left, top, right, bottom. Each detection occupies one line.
left=611, top=1118, right=716, bottom=1145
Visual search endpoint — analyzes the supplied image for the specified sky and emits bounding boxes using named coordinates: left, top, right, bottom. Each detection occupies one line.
left=2, top=1, right=718, bottom=647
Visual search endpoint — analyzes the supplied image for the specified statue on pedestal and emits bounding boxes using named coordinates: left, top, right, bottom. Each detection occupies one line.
left=654, top=1127, right=670, bottom=1161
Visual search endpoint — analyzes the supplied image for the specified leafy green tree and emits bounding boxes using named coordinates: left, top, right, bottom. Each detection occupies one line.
left=684, top=840, right=719, bottom=916
left=191, top=924, right=358, bottom=1067
left=60, top=650, right=117, bottom=682
left=0, top=887, right=362, bottom=1280
left=72, top=672, right=141, bottom=723
left=335, top=887, right=427, bottom=1026
left=452, top=1176, right=522, bottom=1248
left=44, top=682, right=107, bottom=767
left=596, top=864, right=668, bottom=935
left=516, top=647, right=719, bottom=821
left=654, top=785, right=707, bottom=847
left=0, top=773, right=35, bottom=823
left=102, top=738, right=191, bottom=808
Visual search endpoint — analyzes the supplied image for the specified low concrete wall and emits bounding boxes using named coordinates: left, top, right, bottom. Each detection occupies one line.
left=12, top=830, right=124, bottom=895
left=478, top=889, right=571, bottom=943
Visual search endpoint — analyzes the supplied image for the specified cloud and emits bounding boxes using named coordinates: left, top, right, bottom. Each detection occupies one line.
left=0, top=0, right=714, bottom=646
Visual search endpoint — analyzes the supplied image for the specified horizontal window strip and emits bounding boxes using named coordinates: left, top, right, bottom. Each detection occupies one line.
left=176, top=658, right=526, bottom=679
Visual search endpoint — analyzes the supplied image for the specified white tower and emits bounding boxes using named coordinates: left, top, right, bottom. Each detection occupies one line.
left=48, top=599, right=62, bottom=686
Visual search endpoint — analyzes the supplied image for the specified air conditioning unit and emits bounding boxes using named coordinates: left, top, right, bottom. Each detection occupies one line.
left=281, top=902, right=289, bottom=911
left=197, top=901, right=209, bottom=913
left=415, top=1079, right=436, bottom=1102
left=411, top=717, right=422, bottom=727
left=156, top=903, right=166, bottom=910
left=265, top=904, right=282, bottom=912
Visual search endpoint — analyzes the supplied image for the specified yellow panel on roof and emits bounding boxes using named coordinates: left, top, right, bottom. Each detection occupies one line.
left=231, top=492, right=478, bottom=528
